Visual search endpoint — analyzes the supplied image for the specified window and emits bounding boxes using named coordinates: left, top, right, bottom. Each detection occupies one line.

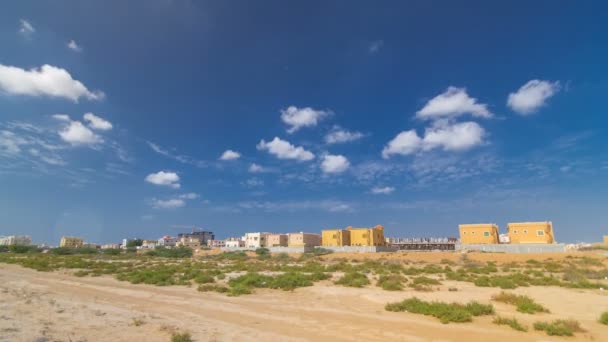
left=537, top=230, right=544, bottom=236
left=523, top=230, right=528, bottom=234
left=332, top=234, right=337, bottom=239
left=483, top=231, right=490, bottom=237
left=513, top=230, right=518, bottom=234
left=463, top=231, right=467, bottom=235
left=472, top=231, right=476, bottom=235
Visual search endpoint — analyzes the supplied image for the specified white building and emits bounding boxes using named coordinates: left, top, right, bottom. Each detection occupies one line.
left=244, top=232, right=271, bottom=248
left=0, top=235, right=32, bottom=246
left=158, top=236, right=177, bottom=247
left=225, top=237, right=245, bottom=248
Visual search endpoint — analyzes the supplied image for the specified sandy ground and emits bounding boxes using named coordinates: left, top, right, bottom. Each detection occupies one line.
left=1, top=259, right=608, bottom=342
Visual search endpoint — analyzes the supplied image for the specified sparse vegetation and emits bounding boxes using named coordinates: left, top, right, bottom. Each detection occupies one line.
left=335, top=272, right=370, bottom=288
left=599, top=311, right=608, bottom=325
left=533, top=319, right=584, bottom=336
left=493, top=316, right=528, bottom=332
left=377, top=274, right=405, bottom=291
left=385, top=297, right=494, bottom=324
left=491, top=292, right=549, bottom=314
left=171, top=332, right=193, bottom=342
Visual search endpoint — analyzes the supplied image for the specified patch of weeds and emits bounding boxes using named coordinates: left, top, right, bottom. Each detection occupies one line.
left=385, top=297, right=494, bottom=324
left=171, top=332, right=193, bottom=342
left=335, top=272, right=370, bottom=288
left=599, top=311, right=608, bottom=325
left=131, top=318, right=145, bottom=326
left=194, top=273, right=215, bottom=284
left=493, top=316, right=528, bottom=332
left=533, top=319, right=584, bottom=336
left=411, top=276, right=441, bottom=286
left=377, top=274, right=405, bottom=291
left=491, top=292, right=549, bottom=314
left=197, top=284, right=229, bottom=293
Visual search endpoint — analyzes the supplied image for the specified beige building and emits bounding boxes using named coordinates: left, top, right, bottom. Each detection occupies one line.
left=459, top=224, right=499, bottom=244
left=288, top=232, right=321, bottom=247
left=60, top=236, right=84, bottom=248
left=507, top=222, right=555, bottom=244
left=266, top=234, right=288, bottom=247
left=244, top=232, right=271, bottom=248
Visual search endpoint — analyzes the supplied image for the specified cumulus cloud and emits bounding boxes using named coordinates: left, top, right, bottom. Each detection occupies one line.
left=67, top=40, right=83, bottom=52
left=58, top=120, right=103, bottom=146
left=151, top=198, right=185, bottom=209
left=324, top=126, right=365, bottom=144
left=280, top=106, right=332, bottom=133
left=507, top=80, right=560, bottom=115
left=257, top=137, right=315, bottom=161
left=248, top=163, right=265, bottom=173
left=18, top=19, right=35, bottom=36
left=321, top=154, right=350, bottom=174
left=83, top=113, right=112, bottom=130
left=0, top=64, right=104, bottom=102
left=219, top=149, right=240, bottom=160
left=382, top=130, right=422, bottom=158
left=416, top=87, right=492, bottom=120
left=145, top=171, right=180, bottom=189
left=371, top=186, right=395, bottom=194
left=382, top=121, right=485, bottom=158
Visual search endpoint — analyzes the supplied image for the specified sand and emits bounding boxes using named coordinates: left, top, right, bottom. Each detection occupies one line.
left=1, top=254, right=608, bottom=342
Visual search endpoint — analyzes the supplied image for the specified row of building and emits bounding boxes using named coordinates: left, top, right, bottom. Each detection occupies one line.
left=0, top=235, right=32, bottom=246
left=459, top=221, right=555, bottom=244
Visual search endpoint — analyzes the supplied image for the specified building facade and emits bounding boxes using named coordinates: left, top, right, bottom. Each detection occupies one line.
left=507, top=222, right=555, bottom=244
left=207, top=239, right=226, bottom=248
left=266, top=234, right=288, bottom=247
left=101, top=243, right=120, bottom=249
left=244, top=232, right=271, bottom=248
left=458, top=224, right=499, bottom=244
left=141, top=240, right=158, bottom=249
left=158, top=236, right=177, bottom=247
left=321, top=229, right=351, bottom=246
left=225, top=237, right=245, bottom=248
left=60, top=236, right=84, bottom=248
left=604, top=235, right=608, bottom=245
left=348, top=225, right=385, bottom=246
left=288, top=232, right=322, bottom=247
left=0, top=235, right=32, bottom=246
left=177, top=229, right=214, bottom=246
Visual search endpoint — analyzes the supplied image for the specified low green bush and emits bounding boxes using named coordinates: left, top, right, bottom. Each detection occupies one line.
left=146, top=247, right=193, bottom=258
left=534, top=319, right=584, bottom=336
left=599, top=311, right=608, bottom=325
left=377, top=274, right=405, bottom=291
left=492, top=292, right=549, bottom=314
left=334, top=272, right=370, bottom=288
left=411, top=276, right=441, bottom=286
left=385, top=297, right=494, bottom=324
left=493, top=316, right=528, bottom=332
left=171, top=332, right=193, bottom=342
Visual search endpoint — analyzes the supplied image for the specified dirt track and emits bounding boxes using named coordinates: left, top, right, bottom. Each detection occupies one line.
left=1, top=261, right=608, bottom=341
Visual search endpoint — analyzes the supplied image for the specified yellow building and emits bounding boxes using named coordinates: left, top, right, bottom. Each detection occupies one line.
left=60, top=236, right=84, bottom=248
left=507, top=222, right=555, bottom=244
left=347, top=225, right=385, bottom=246
left=604, top=235, right=608, bottom=245
left=459, top=224, right=499, bottom=244
left=321, top=229, right=350, bottom=246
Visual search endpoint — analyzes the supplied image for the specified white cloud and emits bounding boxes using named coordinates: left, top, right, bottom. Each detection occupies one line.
left=58, top=120, right=103, bottom=146
left=422, top=121, right=485, bottom=152
left=178, top=192, right=199, bottom=199
left=257, top=137, right=315, bottom=161
left=382, top=121, right=485, bottom=158
left=0, top=131, right=25, bottom=155
left=280, top=106, right=332, bottom=133
left=235, top=200, right=353, bottom=213
left=52, top=114, right=70, bottom=122
left=321, top=154, right=350, bottom=174
left=371, top=186, right=395, bottom=194
left=83, top=112, right=112, bottom=131
left=324, top=126, right=365, bottom=144
left=507, top=80, right=560, bottom=115
left=382, top=130, right=422, bottom=158
left=0, top=64, right=104, bottom=102
left=145, top=171, right=180, bottom=189
left=248, top=163, right=265, bottom=173
left=219, top=149, right=240, bottom=160
left=416, top=87, right=492, bottom=120
left=18, top=19, right=35, bottom=36
left=67, top=40, right=83, bottom=52
left=369, top=40, right=384, bottom=54
left=243, top=177, right=264, bottom=187
left=151, top=198, right=185, bottom=209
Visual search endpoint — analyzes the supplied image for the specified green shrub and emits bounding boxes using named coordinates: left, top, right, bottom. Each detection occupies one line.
left=197, top=284, right=229, bottom=293
left=534, top=319, right=584, bottom=336
left=493, top=316, right=528, bottom=332
left=171, top=332, right=192, bottom=342
left=270, top=272, right=313, bottom=290
left=385, top=297, right=494, bottom=324
left=102, top=248, right=121, bottom=255
left=411, top=276, right=441, bottom=286
left=335, top=272, right=370, bottom=288
left=377, top=274, right=404, bottom=291
left=492, top=292, right=549, bottom=314
left=194, top=273, right=215, bottom=284
left=599, top=311, right=608, bottom=325
left=8, top=245, right=40, bottom=254
left=310, top=247, right=333, bottom=256
left=146, top=247, right=193, bottom=258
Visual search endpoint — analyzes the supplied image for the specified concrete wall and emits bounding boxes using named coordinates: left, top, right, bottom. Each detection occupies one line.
left=320, top=246, right=398, bottom=253
left=455, top=243, right=566, bottom=253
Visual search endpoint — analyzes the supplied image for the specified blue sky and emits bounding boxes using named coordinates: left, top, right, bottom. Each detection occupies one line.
left=1, top=1, right=607, bottom=244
